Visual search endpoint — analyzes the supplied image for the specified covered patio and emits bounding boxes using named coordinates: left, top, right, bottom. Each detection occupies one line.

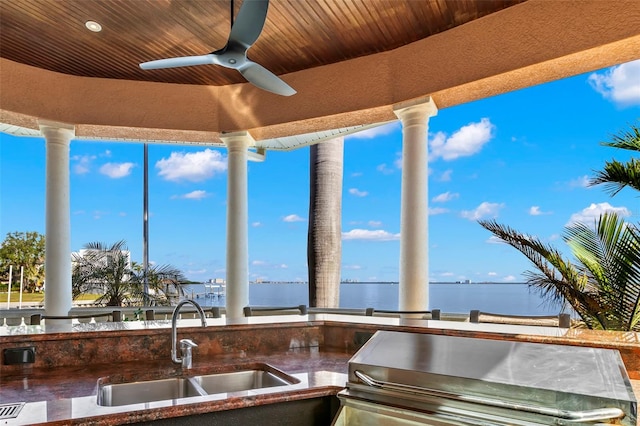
left=1, top=0, right=639, bottom=319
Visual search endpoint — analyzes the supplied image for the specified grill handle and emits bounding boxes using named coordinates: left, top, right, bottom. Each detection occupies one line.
left=354, top=370, right=625, bottom=423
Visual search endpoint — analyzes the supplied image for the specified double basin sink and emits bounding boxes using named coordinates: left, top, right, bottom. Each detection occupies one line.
left=97, top=364, right=300, bottom=407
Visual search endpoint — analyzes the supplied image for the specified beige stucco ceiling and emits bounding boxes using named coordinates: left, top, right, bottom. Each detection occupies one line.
left=1, top=0, right=639, bottom=149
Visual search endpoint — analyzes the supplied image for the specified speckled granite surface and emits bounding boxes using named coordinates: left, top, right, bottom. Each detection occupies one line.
left=0, top=348, right=351, bottom=425
left=1, top=315, right=638, bottom=425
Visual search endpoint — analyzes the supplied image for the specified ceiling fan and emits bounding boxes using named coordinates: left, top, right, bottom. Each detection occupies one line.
left=139, top=0, right=296, bottom=96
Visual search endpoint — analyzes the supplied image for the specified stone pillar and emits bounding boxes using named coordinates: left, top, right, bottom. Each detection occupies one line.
left=39, top=120, right=75, bottom=317
left=220, top=132, right=253, bottom=319
left=393, top=98, right=438, bottom=311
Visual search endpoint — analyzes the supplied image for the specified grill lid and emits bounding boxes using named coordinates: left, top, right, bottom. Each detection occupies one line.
left=344, top=331, right=637, bottom=425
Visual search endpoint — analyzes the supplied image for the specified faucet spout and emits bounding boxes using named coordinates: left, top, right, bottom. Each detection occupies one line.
left=171, top=299, right=207, bottom=367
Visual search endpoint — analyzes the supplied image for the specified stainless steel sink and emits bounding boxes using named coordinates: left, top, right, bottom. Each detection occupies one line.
left=192, top=369, right=297, bottom=394
left=97, top=365, right=299, bottom=407
left=97, top=377, right=206, bottom=406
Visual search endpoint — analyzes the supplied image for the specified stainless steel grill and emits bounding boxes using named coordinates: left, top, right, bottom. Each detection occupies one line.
left=332, top=331, right=637, bottom=425
left=0, top=403, right=24, bottom=420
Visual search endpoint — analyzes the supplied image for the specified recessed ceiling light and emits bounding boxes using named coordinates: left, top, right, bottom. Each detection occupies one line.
left=85, top=21, right=102, bottom=32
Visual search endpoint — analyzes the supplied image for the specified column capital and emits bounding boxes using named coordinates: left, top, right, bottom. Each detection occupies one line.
left=38, top=119, right=75, bottom=139
left=220, top=130, right=255, bottom=148
left=393, top=97, right=438, bottom=121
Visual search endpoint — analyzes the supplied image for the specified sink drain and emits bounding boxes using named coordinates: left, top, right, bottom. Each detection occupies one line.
left=0, top=402, right=24, bottom=420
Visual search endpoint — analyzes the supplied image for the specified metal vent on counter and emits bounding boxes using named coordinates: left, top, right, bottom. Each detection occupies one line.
left=0, top=402, right=24, bottom=420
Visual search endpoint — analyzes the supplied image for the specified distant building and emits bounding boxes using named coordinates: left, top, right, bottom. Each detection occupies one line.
left=71, top=248, right=132, bottom=292
left=71, top=248, right=132, bottom=270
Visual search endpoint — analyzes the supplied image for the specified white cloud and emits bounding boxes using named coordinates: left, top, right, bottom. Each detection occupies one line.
left=346, top=122, right=400, bottom=140
left=567, top=175, right=590, bottom=189
left=438, top=169, right=453, bottom=182
left=428, top=207, right=449, bottom=216
left=348, top=188, right=368, bottom=197
left=99, top=162, right=135, bottom=178
left=567, top=202, right=631, bottom=226
left=368, top=220, right=382, bottom=228
left=93, top=210, right=109, bottom=220
left=344, top=264, right=362, bottom=270
left=487, top=272, right=498, bottom=276
left=251, top=260, right=288, bottom=269
left=172, top=190, right=209, bottom=200
left=440, top=272, right=454, bottom=277
left=529, top=206, right=551, bottom=216
left=393, top=152, right=403, bottom=169
left=283, top=214, right=305, bottom=223
left=588, top=59, right=640, bottom=107
left=503, top=275, right=517, bottom=282
left=71, top=154, right=96, bottom=174
left=342, top=229, right=400, bottom=241
left=432, top=191, right=459, bottom=203
left=156, top=149, right=227, bottom=182
left=351, top=172, right=363, bottom=177
left=429, top=118, right=495, bottom=161
left=461, top=202, right=504, bottom=221
left=486, top=236, right=505, bottom=244
left=251, top=221, right=262, bottom=227
left=119, top=212, right=127, bottom=217
left=376, top=163, right=394, bottom=175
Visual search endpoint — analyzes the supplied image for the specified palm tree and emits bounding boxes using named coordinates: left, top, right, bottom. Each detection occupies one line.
left=480, top=124, right=640, bottom=331
left=480, top=213, right=640, bottom=331
left=72, top=240, right=186, bottom=306
left=590, top=124, right=640, bottom=195
left=129, top=262, right=187, bottom=306
left=307, top=138, right=344, bottom=308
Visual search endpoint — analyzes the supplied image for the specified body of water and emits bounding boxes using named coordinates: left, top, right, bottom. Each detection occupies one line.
left=184, top=282, right=567, bottom=316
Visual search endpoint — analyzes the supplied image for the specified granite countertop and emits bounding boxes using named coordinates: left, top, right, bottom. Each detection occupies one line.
left=1, top=315, right=638, bottom=425
left=0, top=347, right=351, bottom=425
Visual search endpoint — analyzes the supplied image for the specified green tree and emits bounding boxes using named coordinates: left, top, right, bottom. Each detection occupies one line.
left=72, top=240, right=186, bottom=306
left=129, top=262, right=187, bottom=306
left=479, top=123, right=640, bottom=331
left=0, top=231, right=45, bottom=292
left=589, top=124, right=640, bottom=195
left=479, top=214, right=640, bottom=331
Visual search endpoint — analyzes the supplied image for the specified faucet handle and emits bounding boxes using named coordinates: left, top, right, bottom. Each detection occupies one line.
left=179, top=339, right=198, bottom=369
left=180, top=338, right=198, bottom=348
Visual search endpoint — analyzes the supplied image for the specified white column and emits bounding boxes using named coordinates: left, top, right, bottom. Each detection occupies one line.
left=220, top=131, right=254, bottom=319
left=393, top=98, right=438, bottom=311
left=39, top=120, right=75, bottom=317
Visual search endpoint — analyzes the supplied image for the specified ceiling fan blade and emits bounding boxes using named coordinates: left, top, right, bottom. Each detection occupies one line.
left=140, top=55, right=216, bottom=70
left=239, top=61, right=296, bottom=96
left=228, top=0, right=269, bottom=48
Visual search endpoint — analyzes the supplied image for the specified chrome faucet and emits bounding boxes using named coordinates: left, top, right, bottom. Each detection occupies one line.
left=171, top=299, right=207, bottom=369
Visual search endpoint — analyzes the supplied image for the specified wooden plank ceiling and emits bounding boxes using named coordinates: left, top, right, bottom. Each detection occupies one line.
left=0, top=0, right=524, bottom=87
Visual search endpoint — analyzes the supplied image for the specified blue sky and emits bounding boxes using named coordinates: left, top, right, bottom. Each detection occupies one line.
left=1, top=60, right=639, bottom=283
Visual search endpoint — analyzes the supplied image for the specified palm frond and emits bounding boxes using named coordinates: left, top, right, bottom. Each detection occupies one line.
left=478, top=220, right=604, bottom=327
left=601, top=124, right=640, bottom=152
left=478, top=217, right=640, bottom=331
left=590, top=158, right=640, bottom=196
left=564, top=213, right=640, bottom=330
